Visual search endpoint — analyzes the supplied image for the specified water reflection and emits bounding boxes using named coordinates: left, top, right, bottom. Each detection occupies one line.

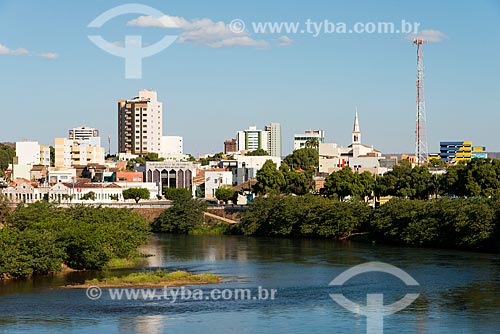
left=1, top=234, right=500, bottom=334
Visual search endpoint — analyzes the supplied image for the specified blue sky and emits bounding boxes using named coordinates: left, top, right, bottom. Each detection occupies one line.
left=1, top=0, right=499, bottom=155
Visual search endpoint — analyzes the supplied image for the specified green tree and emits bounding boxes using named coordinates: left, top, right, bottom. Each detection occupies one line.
left=322, top=167, right=373, bottom=200
left=0, top=195, right=10, bottom=226
left=283, top=148, right=319, bottom=171
left=49, top=146, right=55, bottom=167
left=280, top=163, right=313, bottom=195
left=254, top=160, right=286, bottom=194
left=126, top=157, right=146, bottom=170
left=305, top=137, right=319, bottom=150
left=123, top=188, right=150, bottom=203
left=428, top=159, right=447, bottom=168
left=153, top=199, right=208, bottom=233
left=409, top=165, right=434, bottom=200
left=246, top=148, right=269, bottom=156
left=144, top=152, right=164, bottom=161
left=164, top=188, right=192, bottom=201
left=81, top=191, right=96, bottom=201
left=215, top=186, right=237, bottom=203
left=1, top=203, right=151, bottom=275
left=0, top=143, right=15, bottom=172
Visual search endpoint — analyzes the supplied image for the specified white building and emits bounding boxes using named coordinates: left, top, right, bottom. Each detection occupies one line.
left=293, top=130, right=325, bottom=150
left=12, top=141, right=51, bottom=180
left=204, top=170, right=233, bottom=199
left=47, top=167, right=77, bottom=183
left=236, top=155, right=281, bottom=169
left=265, top=123, right=282, bottom=157
left=160, top=136, right=183, bottom=158
left=69, top=125, right=100, bottom=145
left=15, top=141, right=40, bottom=165
left=236, top=126, right=268, bottom=153
left=118, top=89, right=163, bottom=155
left=235, top=124, right=282, bottom=157
left=319, top=113, right=384, bottom=174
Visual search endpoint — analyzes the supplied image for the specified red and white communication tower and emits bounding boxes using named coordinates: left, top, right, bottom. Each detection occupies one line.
left=414, top=38, right=428, bottom=166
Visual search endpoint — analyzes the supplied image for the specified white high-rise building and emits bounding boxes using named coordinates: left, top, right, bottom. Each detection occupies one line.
left=265, top=123, right=282, bottom=157
left=293, top=130, right=325, bottom=150
left=236, top=126, right=269, bottom=153
left=118, top=89, right=163, bottom=155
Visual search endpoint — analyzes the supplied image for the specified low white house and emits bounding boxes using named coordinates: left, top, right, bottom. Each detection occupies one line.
left=204, top=170, right=233, bottom=199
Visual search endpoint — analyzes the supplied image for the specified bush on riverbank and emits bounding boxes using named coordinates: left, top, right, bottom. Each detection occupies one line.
left=239, top=195, right=371, bottom=239
left=239, top=195, right=500, bottom=252
left=0, top=202, right=151, bottom=278
left=152, top=198, right=207, bottom=233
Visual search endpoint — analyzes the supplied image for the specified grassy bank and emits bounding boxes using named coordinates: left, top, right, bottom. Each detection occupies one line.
left=72, top=269, right=221, bottom=288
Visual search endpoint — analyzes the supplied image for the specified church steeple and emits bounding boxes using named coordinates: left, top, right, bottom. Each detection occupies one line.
left=352, top=110, right=361, bottom=144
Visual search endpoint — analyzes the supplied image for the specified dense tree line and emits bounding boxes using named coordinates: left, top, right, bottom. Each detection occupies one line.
left=239, top=195, right=500, bottom=252
left=255, top=157, right=500, bottom=200
left=0, top=201, right=151, bottom=278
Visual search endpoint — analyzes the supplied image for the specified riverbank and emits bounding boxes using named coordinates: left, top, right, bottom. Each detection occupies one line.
left=237, top=195, right=500, bottom=253
left=68, top=269, right=221, bottom=288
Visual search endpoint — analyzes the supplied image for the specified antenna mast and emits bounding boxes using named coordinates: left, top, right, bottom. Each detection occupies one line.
left=414, top=38, right=428, bottom=166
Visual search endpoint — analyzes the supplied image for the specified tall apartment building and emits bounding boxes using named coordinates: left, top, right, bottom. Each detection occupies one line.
left=293, top=130, right=325, bottom=150
left=265, top=123, right=282, bottom=157
left=236, top=126, right=268, bottom=153
left=118, top=90, right=163, bottom=155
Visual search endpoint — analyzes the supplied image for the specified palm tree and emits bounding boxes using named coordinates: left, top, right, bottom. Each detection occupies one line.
left=305, top=137, right=320, bottom=150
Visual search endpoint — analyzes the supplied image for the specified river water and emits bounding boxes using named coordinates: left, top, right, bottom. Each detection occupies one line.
left=1, top=234, right=500, bottom=334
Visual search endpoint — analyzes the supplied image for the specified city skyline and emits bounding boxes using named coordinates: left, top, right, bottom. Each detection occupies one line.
left=1, top=0, right=499, bottom=155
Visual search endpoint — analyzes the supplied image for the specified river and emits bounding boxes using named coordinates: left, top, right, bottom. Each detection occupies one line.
left=1, top=234, right=500, bottom=333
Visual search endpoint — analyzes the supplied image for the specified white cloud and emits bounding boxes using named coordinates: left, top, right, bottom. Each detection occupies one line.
left=276, top=35, right=294, bottom=47
left=127, top=15, right=269, bottom=48
left=406, top=29, right=447, bottom=43
left=0, top=43, right=58, bottom=59
left=127, top=15, right=186, bottom=28
left=203, top=36, right=269, bottom=48
left=39, top=53, right=58, bottom=59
